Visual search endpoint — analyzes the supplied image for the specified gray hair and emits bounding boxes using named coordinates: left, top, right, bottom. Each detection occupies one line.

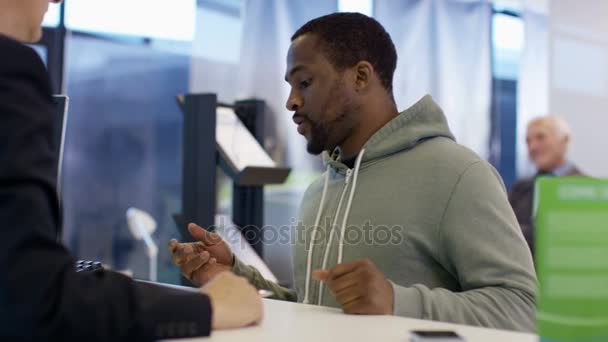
left=528, top=116, right=571, bottom=140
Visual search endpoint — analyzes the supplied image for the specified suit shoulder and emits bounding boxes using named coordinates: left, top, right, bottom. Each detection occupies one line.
left=0, top=35, right=52, bottom=106
left=0, top=34, right=48, bottom=77
left=509, top=177, right=534, bottom=195
left=569, top=165, right=586, bottom=177
left=511, top=177, right=534, bottom=188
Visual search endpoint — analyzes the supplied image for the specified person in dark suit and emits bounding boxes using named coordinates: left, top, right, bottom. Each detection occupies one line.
left=509, top=116, right=585, bottom=257
left=0, top=1, right=262, bottom=341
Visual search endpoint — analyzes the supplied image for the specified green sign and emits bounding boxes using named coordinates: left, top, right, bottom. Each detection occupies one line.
left=536, top=177, right=608, bottom=342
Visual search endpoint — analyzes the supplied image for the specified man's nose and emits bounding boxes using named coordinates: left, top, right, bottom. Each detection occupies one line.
left=285, top=90, right=302, bottom=112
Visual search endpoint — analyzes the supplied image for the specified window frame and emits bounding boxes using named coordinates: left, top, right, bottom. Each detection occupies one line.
left=489, top=7, right=523, bottom=189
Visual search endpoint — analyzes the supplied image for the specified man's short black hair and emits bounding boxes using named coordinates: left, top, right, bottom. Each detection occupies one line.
left=291, top=12, right=397, bottom=92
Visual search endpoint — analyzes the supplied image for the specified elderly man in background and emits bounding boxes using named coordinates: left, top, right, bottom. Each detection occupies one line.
left=509, top=116, right=585, bottom=257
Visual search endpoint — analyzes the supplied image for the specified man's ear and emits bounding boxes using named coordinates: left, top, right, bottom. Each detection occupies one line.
left=354, top=61, right=374, bottom=91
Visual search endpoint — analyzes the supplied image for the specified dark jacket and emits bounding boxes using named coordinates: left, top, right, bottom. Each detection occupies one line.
left=508, top=165, right=584, bottom=257
left=0, top=34, right=211, bottom=341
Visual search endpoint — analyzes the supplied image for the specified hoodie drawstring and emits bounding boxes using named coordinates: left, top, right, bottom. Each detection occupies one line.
left=303, top=149, right=366, bottom=306
left=302, top=165, right=330, bottom=305
left=337, top=149, right=365, bottom=264
left=317, top=168, right=352, bottom=304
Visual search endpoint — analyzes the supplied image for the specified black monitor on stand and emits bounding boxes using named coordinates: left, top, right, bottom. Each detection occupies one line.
left=52, top=95, right=68, bottom=240
left=52, top=95, right=69, bottom=202
left=174, top=94, right=290, bottom=258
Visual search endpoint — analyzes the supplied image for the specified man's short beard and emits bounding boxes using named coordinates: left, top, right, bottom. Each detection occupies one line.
left=306, top=112, right=349, bottom=155
left=306, top=120, right=331, bottom=155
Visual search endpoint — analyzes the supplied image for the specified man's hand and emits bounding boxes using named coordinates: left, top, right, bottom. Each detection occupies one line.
left=313, top=259, right=394, bottom=315
left=169, top=223, right=234, bottom=286
left=202, top=272, right=263, bottom=330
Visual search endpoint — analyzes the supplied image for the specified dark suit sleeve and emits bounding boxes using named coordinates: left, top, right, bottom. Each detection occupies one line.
left=0, top=36, right=212, bottom=341
left=508, top=180, right=535, bottom=255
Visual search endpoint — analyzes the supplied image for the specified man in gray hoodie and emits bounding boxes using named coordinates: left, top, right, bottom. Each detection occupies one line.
left=170, top=12, right=536, bottom=332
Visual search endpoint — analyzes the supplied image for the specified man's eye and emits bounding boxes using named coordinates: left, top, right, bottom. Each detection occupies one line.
left=299, top=79, right=311, bottom=89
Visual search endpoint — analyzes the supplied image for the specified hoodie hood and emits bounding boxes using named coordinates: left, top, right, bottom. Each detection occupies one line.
left=323, top=95, right=455, bottom=170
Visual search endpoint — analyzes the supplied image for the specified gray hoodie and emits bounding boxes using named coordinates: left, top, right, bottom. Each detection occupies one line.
left=233, top=95, right=537, bottom=332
